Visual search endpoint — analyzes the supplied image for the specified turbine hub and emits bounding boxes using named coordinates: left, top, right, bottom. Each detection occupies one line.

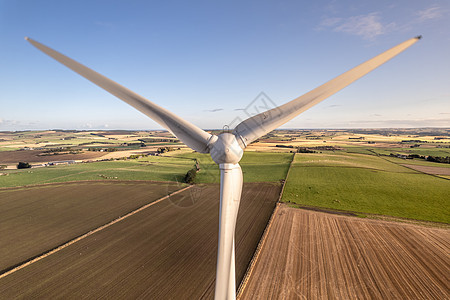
left=209, top=133, right=244, bottom=164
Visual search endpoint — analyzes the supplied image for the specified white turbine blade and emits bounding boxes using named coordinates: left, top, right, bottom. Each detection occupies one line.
left=215, top=163, right=243, bottom=300
left=25, top=37, right=212, bottom=153
left=233, top=36, right=421, bottom=147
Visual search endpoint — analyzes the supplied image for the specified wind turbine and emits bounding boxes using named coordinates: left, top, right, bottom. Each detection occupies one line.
left=26, top=36, right=420, bottom=300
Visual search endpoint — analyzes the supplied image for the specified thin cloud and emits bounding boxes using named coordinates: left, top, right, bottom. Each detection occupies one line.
left=320, top=12, right=395, bottom=40
left=387, top=5, right=446, bottom=33
left=0, top=119, right=20, bottom=126
left=327, top=104, right=342, bottom=108
left=204, top=108, right=224, bottom=112
left=335, top=13, right=395, bottom=40
left=416, top=6, right=443, bottom=22
left=320, top=17, right=342, bottom=27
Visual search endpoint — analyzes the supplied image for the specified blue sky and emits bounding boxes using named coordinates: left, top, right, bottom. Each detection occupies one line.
left=0, top=0, right=449, bottom=130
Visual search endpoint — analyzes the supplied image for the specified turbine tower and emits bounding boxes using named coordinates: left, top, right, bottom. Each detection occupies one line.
left=26, top=36, right=420, bottom=300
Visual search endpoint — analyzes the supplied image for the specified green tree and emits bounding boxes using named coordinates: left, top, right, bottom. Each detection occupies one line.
left=17, top=162, right=31, bottom=169
left=184, top=168, right=197, bottom=184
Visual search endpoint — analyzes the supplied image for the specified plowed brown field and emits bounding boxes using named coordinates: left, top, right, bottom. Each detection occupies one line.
left=0, top=183, right=280, bottom=299
left=239, top=205, right=450, bottom=299
left=0, top=181, right=182, bottom=272
left=402, top=163, right=450, bottom=176
left=0, top=150, right=104, bottom=164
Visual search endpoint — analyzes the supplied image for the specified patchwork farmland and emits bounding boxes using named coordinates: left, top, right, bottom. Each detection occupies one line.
left=0, top=129, right=449, bottom=298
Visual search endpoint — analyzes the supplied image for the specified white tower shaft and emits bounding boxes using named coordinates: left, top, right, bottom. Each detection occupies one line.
left=215, top=163, right=243, bottom=300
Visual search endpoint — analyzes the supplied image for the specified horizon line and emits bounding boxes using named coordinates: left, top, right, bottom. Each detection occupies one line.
left=1, top=126, right=449, bottom=133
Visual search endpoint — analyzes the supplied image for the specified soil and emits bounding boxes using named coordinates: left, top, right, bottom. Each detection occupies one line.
left=0, top=150, right=105, bottom=164
left=0, top=182, right=280, bottom=299
left=239, top=204, right=449, bottom=299
left=402, top=163, right=450, bottom=176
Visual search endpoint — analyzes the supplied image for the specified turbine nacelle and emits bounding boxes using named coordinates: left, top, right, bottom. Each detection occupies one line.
left=209, top=133, right=244, bottom=165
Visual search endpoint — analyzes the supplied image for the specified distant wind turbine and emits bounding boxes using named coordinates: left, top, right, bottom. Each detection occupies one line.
left=26, top=36, right=420, bottom=300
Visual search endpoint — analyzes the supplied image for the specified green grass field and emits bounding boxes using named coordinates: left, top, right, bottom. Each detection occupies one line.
left=283, top=153, right=449, bottom=223
left=0, top=152, right=292, bottom=188
left=170, top=151, right=293, bottom=183
left=0, top=156, right=193, bottom=188
left=341, top=146, right=376, bottom=155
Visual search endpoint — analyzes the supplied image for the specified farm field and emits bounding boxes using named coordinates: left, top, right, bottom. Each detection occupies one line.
left=168, top=151, right=293, bottom=183
left=384, top=155, right=450, bottom=168
left=239, top=204, right=450, bottom=299
left=0, top=181, right=182, bottom=272
left=401, top=163, right=450, bottom=176
left=282, top=152, right=449, bottom=223
left=0, top=149, right=105, bottom=164
left=0, top=156, right=195, bottom=188
left=0, top=182, right=281, bottom=298
left=0, top=151, right=292, bottom=188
